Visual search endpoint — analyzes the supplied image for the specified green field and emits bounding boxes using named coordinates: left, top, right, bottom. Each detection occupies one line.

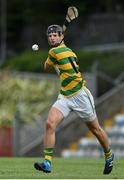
left=0, top=157, right=123, bottom=179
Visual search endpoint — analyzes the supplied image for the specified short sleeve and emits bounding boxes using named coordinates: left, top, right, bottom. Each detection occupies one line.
left=47, top=49, right=57, bottom=66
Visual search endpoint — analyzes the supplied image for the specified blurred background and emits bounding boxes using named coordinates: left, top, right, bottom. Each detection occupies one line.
left=0, top=0, right=124, bottom=158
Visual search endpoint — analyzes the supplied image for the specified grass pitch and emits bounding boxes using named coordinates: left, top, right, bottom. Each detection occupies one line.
left=0, top=157, right=123, bottom=179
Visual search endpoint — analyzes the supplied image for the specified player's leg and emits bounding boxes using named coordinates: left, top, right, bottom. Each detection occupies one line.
left=86, top=116, right=110, bottom=151
left=71, top=87, right=114, bottom=174
left=34, top=95, right=71, bottom=173
left=44, top=107, right=64, bottom=147
left=34, top=107, right=64, bottom=173
left=86, top=117, right=114, bottom=174
left=43, top=107, right=64, bottom=162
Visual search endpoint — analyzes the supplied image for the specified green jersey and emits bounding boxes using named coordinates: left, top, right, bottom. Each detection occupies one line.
left=47, top=44, right=85, bottom=97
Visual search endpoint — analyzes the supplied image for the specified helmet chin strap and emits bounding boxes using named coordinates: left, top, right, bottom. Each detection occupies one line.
left=59, top=38, right=64, bottom=45
left=50, top=39, right=64, bottom=47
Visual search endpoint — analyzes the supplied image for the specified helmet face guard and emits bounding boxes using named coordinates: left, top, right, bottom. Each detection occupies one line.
left=46, top=24, right=64, bottom=36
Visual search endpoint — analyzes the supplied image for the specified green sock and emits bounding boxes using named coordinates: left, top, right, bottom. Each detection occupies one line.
left=104, top=149, right=112, bottom=159
left=44, top=148, right=54, bottom=164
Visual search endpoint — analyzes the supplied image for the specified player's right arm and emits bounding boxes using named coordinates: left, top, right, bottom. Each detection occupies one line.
left=44, top=49, right=59, bottom=74
left=44, top=58, right=52, bottom=70
left=44, top=58, right=60, bottom=75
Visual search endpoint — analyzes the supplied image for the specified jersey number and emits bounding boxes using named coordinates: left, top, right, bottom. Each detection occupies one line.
left=68, top=57, right=79, bottom=73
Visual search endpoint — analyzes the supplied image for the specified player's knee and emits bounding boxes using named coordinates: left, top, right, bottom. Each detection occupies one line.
left=46, top=119, right=55, bottom=131
left=91, top=126, right=102, bottom=136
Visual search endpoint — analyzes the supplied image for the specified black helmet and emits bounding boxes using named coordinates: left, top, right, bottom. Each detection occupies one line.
left=46, top=24, right=63, bottom=36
